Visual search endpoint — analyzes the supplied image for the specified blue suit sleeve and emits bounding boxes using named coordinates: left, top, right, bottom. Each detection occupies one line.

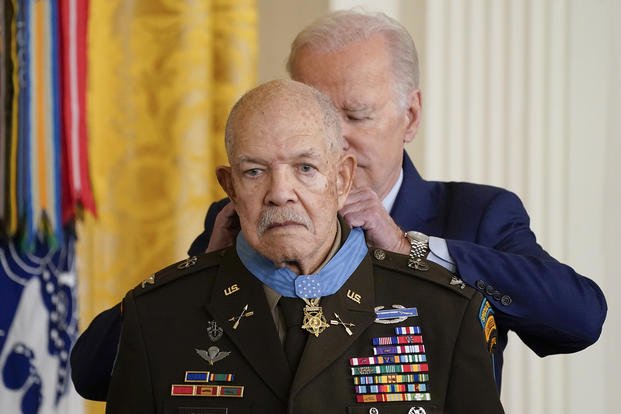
left=187, top=198, right=230, bottom=256
left=70, top=303, right=121, bottom=400
left=446, top=190, right=607, bottom=356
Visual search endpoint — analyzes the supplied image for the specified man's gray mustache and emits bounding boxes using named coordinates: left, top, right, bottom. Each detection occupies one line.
left=257, top=208, right=313, bottom=235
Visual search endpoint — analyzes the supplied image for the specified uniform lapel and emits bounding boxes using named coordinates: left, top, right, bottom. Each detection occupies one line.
left=289, top=254, right=376, bottom=397
left=204, top=248, right=292, bottom=401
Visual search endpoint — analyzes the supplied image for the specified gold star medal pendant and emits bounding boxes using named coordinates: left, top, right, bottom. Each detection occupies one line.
left=301, top=298, right=329, bottom=337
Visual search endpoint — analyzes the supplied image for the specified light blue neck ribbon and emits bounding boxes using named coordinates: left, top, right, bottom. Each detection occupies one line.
left=236, top=227, right=367, bottom=298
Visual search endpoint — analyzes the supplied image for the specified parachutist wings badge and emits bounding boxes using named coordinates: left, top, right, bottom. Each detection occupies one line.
left=196, top=346, right=231, bottom=366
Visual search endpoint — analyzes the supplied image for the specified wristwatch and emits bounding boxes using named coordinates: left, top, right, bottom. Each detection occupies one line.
left=405, top=230, right=430, bottom=271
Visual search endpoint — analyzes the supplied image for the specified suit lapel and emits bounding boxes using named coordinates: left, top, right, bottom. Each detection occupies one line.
left=289, top=254, right=376, bottom=397
left=204, top=248, right=292, bottom=401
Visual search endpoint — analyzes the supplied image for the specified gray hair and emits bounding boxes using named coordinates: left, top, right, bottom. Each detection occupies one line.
left=287, top=9, right=420, bottom=108
left=224, top=79, right=343, bottom=156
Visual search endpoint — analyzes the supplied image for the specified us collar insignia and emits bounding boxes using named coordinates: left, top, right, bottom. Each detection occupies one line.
left=374, top=305, right=418, bottom=324
left=346, top=289, right=362, bottom=304
left=207, top=321, right=223, bottom=342
left=196, top=346, right=231, bottom=366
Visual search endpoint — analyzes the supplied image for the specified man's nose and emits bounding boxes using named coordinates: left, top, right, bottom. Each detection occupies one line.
left=265, top=169, right=297, bottom=206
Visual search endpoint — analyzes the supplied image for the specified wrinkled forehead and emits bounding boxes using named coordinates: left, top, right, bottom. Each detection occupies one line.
left=229, top=97, right=330, bottom=154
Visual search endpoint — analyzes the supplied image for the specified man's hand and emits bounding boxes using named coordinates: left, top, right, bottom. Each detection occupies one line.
left=339, top=187, right=410, bottom=255
left=206, top=203, right=240, bottom=252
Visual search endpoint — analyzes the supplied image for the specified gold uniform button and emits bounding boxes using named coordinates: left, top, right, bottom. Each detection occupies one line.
left=373, top=249, right=386, bottom=261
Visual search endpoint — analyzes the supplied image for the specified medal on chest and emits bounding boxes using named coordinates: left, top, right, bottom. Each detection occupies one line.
left=301, top=298, right=329, bottom=337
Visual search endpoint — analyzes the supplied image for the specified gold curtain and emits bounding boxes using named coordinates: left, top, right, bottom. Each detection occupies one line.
left=77, top=1, right=256, bottom=412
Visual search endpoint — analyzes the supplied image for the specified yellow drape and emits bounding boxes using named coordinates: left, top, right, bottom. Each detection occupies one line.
left=77, top=1, right=256, bottom=412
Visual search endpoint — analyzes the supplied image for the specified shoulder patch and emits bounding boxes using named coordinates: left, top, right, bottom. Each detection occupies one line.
left=369, top=247, right=476, bottom=299
left=479, top=298, right=498, bottom=353
left=132, top=248, right=226, bottom=296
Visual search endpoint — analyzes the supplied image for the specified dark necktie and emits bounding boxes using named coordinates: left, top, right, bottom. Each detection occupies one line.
left=279, top=297, right=307, bottom=372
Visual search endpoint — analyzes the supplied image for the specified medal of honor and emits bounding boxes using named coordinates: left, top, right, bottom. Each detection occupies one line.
left=301, top=298, right=329, bottom=337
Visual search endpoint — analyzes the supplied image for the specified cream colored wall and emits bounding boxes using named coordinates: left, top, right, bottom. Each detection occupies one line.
left=257, top=1, right=620, bottom=412
left=257, top=0, right=328, bottom=82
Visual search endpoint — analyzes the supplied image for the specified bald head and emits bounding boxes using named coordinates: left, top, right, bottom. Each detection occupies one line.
left=224, top=79, right=342, bottom=159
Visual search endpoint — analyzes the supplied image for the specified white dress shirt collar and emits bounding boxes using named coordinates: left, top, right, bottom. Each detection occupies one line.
left=382, top=168, right=404, bottom=213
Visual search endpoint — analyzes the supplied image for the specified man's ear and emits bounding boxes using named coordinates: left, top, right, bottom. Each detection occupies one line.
left=216, top=166, right=236, bottom=202
left=403, top=89, right=422, bottom=144
left=336, top=154, right=356, bottom=209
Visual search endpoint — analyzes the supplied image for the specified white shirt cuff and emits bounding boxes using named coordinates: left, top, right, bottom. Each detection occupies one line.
left=427, top=236, right=456, bottom=273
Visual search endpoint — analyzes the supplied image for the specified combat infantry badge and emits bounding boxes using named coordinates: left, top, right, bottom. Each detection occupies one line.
left=374, top=305, right=419, bottom=324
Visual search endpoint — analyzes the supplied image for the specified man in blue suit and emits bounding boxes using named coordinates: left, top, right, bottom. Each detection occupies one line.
left=71, top=10, right=607, bottom=401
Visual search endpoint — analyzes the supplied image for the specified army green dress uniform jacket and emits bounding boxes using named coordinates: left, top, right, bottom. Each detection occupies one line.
left=106, top=235, right=503, bottom=413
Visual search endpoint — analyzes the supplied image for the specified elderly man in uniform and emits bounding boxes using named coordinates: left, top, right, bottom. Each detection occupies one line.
left=72, top=9, right=606, bottom=401
left=105, top=80, right=503, bottom=413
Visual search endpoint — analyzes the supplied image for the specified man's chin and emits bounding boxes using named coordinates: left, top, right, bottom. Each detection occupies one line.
left=258, top=246, right=302, bottom=267
left=256, top=232, right=308, bottom=258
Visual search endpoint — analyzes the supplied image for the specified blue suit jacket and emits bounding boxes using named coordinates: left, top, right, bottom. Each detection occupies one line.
left=388, top=154, right=606, bottom=387
left=71, top=152, right=606, bottom=400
